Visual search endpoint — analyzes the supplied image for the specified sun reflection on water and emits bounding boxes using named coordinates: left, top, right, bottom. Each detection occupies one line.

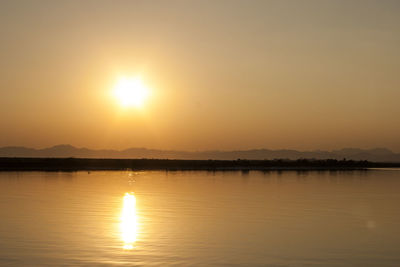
left=120, top=192, right=138, bottom=249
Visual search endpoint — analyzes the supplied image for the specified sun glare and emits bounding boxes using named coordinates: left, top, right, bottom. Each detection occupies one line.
left=113, top=77, right=149, bottom=108
left=120, top=192, right=139, bottom=249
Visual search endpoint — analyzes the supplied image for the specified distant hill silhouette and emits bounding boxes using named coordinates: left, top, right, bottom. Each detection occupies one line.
left=1, top=145, right=400, bottom=162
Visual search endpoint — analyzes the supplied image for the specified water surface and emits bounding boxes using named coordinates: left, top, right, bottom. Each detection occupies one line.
left=0, top=170, right=399, bottom=266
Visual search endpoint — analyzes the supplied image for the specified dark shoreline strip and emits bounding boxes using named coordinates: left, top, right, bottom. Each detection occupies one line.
left=0, top=158, right=399, bottom=172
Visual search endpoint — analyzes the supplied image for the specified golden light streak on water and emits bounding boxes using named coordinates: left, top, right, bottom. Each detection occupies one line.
left=120, top=192, right=138, bottom=250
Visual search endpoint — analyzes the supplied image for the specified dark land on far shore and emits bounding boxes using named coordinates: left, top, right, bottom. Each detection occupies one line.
left=1, top=157, right=400, bottom=172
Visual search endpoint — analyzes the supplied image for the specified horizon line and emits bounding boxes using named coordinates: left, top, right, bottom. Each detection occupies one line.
left=1, top=144, right=398, bottom=154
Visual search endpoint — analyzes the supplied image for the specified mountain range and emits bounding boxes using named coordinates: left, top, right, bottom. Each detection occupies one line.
left=0, top=145, right=399, bottom=162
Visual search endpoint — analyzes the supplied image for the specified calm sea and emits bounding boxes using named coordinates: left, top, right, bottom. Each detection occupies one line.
left=0, top=170, right=399, bottom=266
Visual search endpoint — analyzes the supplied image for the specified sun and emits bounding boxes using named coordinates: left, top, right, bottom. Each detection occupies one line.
left=113, top=77, right=149, bottom=108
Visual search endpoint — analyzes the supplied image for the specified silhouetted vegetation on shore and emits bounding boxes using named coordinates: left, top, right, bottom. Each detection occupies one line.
left=0, top=157, right=399, bottom=171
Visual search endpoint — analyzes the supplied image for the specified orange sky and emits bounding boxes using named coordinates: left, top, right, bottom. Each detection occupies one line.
left=1, top=1, right=400, bottom=151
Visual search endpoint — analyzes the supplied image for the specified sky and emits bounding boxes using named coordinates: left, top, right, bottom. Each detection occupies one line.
left=1, top=0, right=400, bottom=152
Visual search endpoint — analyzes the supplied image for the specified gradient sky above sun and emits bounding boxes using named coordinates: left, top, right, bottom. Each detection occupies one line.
left=0, top=0, right=400, bottom=151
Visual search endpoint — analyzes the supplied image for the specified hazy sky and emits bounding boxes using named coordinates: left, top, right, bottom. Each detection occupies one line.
left=1, top=0, right=400, bottom=151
